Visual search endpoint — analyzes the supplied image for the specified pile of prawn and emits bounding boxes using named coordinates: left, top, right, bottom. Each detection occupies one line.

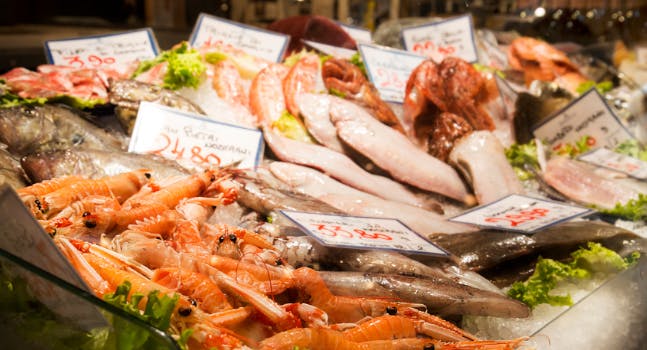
left=17, top=167, right=528, bottom=350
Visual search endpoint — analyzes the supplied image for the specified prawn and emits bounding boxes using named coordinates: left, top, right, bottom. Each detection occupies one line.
left=152, top=267, right=233, bottom=313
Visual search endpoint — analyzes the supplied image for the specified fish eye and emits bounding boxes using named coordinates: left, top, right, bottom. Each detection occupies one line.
left=71, top=134, right=85, bottom=145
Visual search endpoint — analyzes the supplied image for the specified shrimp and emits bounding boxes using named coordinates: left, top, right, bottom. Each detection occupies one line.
left=152, top=267, right=233, bottom=313
left=343, top=315, right=471, bottom=343
left=292, top=267, right=425, bottom=324
left=430, top=338, right=528, bottom=350
left=259, top=328, right=360, bottom=350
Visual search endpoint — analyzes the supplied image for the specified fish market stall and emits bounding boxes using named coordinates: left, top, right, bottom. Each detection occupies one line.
left=0, top=2, right=646, bottom=349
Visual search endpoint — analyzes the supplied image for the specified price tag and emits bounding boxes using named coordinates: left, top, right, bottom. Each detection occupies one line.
left=449, top=194, right=592, bottom=233
left=303, top=40, right=356, bottom=60
left=129, top=102, right=263, bottom=170
left=358, top=43, right=426, bottom=103
left=0, top=185, right=106, bottom=329
left=495, top=75, right=518, bottom=121
left=401, top=14, right=478, bottom=63
left=280, top=210, right=449, bottom=256
left=338, top=23, right=372, bottom=44
left=579, top=148, right=647, bottom=180
left=532, top=89, right=634, bottom=150
left=190, top=13, right=289, bottom=62
left=44, top=28, right=159, bottom=67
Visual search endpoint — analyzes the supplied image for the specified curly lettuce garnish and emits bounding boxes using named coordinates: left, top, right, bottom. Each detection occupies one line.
left=596, top=193, right=647, bottom=221
left=508, top=242, right=639, bottom=309
left=350, top=52, right=367, bottom=77
left=575, top=80, right=614, bottom=95
left=505, top=141, right=540, bottom=180
left=614, top=139, right=647, bottom=162
left=272, top=110, right=316, bottom=143
left=133, top=42, right=206, bottom=90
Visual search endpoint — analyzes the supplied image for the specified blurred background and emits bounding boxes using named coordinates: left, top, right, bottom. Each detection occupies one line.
left=1, top=0, right=646, bottom=71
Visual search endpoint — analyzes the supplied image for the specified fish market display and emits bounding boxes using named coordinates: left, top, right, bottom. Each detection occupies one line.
left=1, top=15, right=646, bottom=350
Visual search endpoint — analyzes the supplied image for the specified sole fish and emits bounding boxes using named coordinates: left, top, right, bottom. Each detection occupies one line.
left=329, top=97, right=475, bottom=204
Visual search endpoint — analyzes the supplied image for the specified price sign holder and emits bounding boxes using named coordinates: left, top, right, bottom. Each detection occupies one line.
left=579, top=148, right=647, bottom=180
left=44, top=28, right=159, bottom=67
left=0, top=184, right=106, bottom=329
left=337, top=22, right=372, bottom=44
left=449, top=194, right=593, bottom=234
left=280, top=210, right=449, bottom=257
left=401, top=14, right=478, bottom=63
left=189, top=13, right=289, bottom=62
left=358, top=43, right=426, bottom=103
left=129, top=102, right=264, bottom=170
left=532, top=88, right=635, bottom=150
left=303, top=40, right=356, bottom=60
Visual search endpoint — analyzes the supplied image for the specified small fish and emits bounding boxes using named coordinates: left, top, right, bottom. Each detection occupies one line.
left=0, top=104, right=125, bottom=156
left=21, top=148, right=190, bottom=182
left=317, top=270, right=530, bottom=318
left=108, top=79, right=205, bottom=134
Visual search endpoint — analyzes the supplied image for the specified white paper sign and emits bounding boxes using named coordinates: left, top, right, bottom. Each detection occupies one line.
left=533, top=89, right=634, bottom=150
left=449, top=194, right=592, bottom=233
left=129, top=102, right=263, bottom=170
left=339, top=23, right=372, bottom=44
left=358, top=43, right=426, bottom=103
left=44, top=28, right=159, bottom=68
left=303, top=40, right=356, bottom=60
left=280, top=210, right=449, bottom=256
left=579, top=148, right=647, bottom=180
left=401, top=14, right=478, bottom=63
left=0, top=185, right=106, bottom=329
left=190, top=13, right=289, bottom=62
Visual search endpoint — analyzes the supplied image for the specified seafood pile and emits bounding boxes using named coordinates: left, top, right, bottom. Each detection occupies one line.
left=0, top=21, right=646, bottom=350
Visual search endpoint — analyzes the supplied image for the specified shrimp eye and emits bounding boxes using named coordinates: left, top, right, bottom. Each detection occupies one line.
left=189, top=298, right=198, bottom=307
left=386, top=306, right=397, bottom=315
left=275, top=259, right=283, bottom=266
left=82, top=211, right=91, bottom=217
left=84, top=220, right=97, bottom=228
left=423, top=344, right=435, bottom=350
left=228, top=234, right=237, bottom=243
left=218, top=235, right=225, bottom=243
left=178, top=307, right=192, bottom=317
left=144, top=172, right=151, bottom=179
left=210, top=175, right=216, bottom=182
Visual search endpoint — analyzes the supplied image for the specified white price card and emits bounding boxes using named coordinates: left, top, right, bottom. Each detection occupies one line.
left=304, top=40, right=356, bottom=60
left=449, top=194, right=593, bottom=233
left=532, top=89, right=634, bottom=150
left=44, top=28, right=159, bottom=67
left=129, top=102, right=263, bottom=170
left=0, top=185, right=106, bottom=329
left=338, top=23, right=372, bottom=44
left=401, top=14, right=478, bottom=63
left=358, top=43, right=426, bottom=103
left=579, top=148, right=647, bottom=180
left=280, top=210, right=449, bottom=256
left=190, top=13, right=289, bottom=62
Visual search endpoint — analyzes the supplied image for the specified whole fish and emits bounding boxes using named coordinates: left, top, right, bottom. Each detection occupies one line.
left=21, top=148, right=190, bottom=182
left=0, top=104, right=125, bottom=156
left=297, top=93, right=346, bottom=153
left=329, top=97, right=475, bottom=204
left=108, top=79, right=205, bottom=134
left=317, top=270, right=530, bottom=318
left=0, top=145, right=27, bottom=189
left=271, top=235, right=502, bottom=294
left=448, top=131, right=524, bottom=204
left=429, top=220, right=646, bottom=272
left=263, top=128, right=431, bottom=208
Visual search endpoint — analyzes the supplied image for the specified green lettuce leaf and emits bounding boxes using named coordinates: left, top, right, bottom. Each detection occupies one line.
left=133, top=42, right=206, bottom=90
left=575, top=80, right=614, bottom=95
left=596, top=193, right=647, bottom=221
left=614, top=139, right=647, bottom=162
left=508, top=243, right=639, bottom=309
left=272, top=110, right=316, bottom=143
left=505, top=141, right=540, bottom=180
left=350, top=52, right=367, bottom=77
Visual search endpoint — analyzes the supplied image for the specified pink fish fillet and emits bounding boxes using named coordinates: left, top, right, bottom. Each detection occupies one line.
left=543, top=156, right=640, bottom=209
left=449, top=131, right=524, bottom=205
left=263, top=128, right=431, bottom=208
left=329, top=98, right=474, bottom=204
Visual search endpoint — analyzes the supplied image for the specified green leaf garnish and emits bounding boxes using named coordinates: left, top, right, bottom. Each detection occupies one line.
left=133, top=41, right=206, bottom=90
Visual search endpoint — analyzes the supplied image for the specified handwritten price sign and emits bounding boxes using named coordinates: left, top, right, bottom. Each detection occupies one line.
left=579, top=148, right=647, bottom=180
left=304, top=40, right=356, bottom=60
left=280, top=210, right=449, bottom=256
left=129, top=102, right=263, bottom=170
left=449, top=194, right=592, bottom=233
left=45, top=28, right=159, bottom=67
left=358, top=43, right=426, bottom=103
left=401, top=14, right=478, bottom=63
left=189, top=13, right=289, bottom=62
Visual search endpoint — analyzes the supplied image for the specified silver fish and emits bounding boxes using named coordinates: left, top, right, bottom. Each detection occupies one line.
left=20, top=148, right=190, bottom=182
left=317, top=270, right=530, bottom=318
left=263, top=127, right=431, bottom=208
left=0, top=104, right=125, bottom=156
left=108, top=79, right=205, bottom=135
left=448, top=131, right=524, bottom=205
left=328, top=97, right=475, bottom=204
